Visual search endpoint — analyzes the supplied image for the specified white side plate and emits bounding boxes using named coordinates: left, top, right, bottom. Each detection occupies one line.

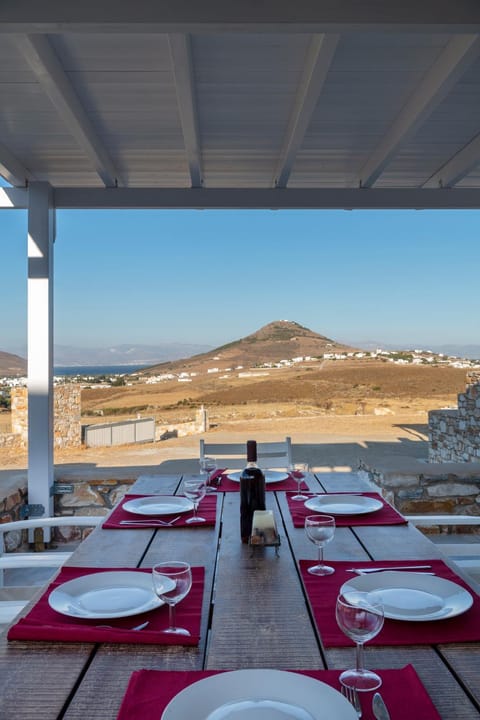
left=304, top=494, right=383, bottom=515
left=226, top=470, right=289, bottom=484
left=161, top=669, right=357, bottom=720
left=122, top=496, right=194, bottom=516
left=341, top=570, right=473, bottom=621
left=48, top=570, right=163, bottom=619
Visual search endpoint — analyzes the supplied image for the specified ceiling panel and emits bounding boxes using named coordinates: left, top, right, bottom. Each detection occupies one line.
left=1, top=3, right=480, bottom=207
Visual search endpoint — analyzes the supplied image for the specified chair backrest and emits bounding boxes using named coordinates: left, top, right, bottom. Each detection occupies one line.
left=405, top=514, right=480, bottom=527
left=0, top=515, right=103, bottom=627
left=405, top=514, right=480, bottom=584
left=200, top=437, right=292, bottom=470
left=0, top=515, right=103, bottom=553
left=0, top=516, right=103, bottom=574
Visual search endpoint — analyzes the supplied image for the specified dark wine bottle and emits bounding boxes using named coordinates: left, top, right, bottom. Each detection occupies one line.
left=240, top=440, right=266, bottom=543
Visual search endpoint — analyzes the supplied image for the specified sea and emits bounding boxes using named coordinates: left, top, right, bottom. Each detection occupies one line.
left=54, top=364, right=149, bottom=376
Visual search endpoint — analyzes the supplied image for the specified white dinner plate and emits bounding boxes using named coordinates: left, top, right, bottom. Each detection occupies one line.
left=48, top=570, right=164, bottom=619
left=122, top=496, right=194, bottom=516
left=226, top=470, right=289, bottom=484
left=341, top=571, right=473, bottom=621
left=161, top=669, right=357, bottom=720
left=304, top=494, right=383, bottom=515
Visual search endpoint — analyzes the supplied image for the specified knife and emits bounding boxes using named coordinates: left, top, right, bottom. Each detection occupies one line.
left=372, top=692, right=391, bottom=720
left=347, top=565, right=431, bottom=574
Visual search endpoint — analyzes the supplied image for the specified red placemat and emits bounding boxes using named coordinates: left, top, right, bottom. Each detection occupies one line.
left=117, top=664, right=440, bottom=720
left=8, top=565, right=204, bottom=645
left=300, top=558, right=480, bottom=646
left=210, top=469, right=309, bottom=492
left=287, top=492, right=407, bottom=527
left=102, top=494, right=217, bottom=528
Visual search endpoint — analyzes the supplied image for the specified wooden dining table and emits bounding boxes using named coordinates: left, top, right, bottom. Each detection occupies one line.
left=1, top=470, right=480, bottom=720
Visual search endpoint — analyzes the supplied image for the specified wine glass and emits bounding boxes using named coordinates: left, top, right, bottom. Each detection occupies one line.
left=200, top=456, right=218, bottom=492
left=152, top=561, right=193, bottom=636
left=183, top=477, right=207, bottom=523
left=304, top=514, right=335, bottom=575
left=290, top=461, right=310, bottom=500
left=336, top=591, right=384, bottom=691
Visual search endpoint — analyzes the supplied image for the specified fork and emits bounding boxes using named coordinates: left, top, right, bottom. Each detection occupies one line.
left=346, top=565, right=432, bottom=574
left=119, top=516, right=181, bottom=527
left=341, top=685, right=362, bottom=717
left=95, top=621, right=150, bottom=631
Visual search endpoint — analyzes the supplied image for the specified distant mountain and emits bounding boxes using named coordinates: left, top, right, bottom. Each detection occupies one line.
left=349, top=340, right=480, bottom=360
left=53, top=343, right=212, bottom=366
left=2, top=342, right=217, bottom=376
left=0, top=351, right=27, bottom=376
left=423, top=344, right=480, bottom=360
left=142, top=320, right=358, bottom=374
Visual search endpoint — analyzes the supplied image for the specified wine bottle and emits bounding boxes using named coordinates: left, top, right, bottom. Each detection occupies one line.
left=240, top=440, right=266, bottom=543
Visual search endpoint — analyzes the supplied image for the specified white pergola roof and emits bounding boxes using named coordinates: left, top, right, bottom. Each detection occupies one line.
left=2, top=1, right=480, bottom=209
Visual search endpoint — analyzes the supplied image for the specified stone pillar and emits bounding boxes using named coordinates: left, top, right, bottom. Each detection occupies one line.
left=196, top=405, right=209, bottom=432
left=11, top=384, right=82, bottom=449
left=54, top=385, right=82, bottom=448
left=11, top=387, right=28, bottom=442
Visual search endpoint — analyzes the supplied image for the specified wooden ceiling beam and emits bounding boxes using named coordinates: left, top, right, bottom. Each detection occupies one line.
left=358, top=34, right=480, bottom=188
left=14, top=33, right=123, bottom=188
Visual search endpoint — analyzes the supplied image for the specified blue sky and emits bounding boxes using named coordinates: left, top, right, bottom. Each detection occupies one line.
left=1, top=206, right=479, bottom=355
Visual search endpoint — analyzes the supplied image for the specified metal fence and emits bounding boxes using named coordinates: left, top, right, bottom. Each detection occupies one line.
left=83, top=417, right=155, bottom=448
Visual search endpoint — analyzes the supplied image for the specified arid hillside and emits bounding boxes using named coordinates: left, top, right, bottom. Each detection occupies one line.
left=141, top=320, right=357, bottom=375
left=81, top=359, right=468, bottom=427
left=0, top=351, right=26, bottom=376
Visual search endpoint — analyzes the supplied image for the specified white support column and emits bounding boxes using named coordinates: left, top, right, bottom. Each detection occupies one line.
left=27, top=182, right=55, bottom=518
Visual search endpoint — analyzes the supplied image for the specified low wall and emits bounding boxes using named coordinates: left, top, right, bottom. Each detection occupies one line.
left=359, top=458, right=480, bottom=526
left=0, top=433, right=24, bottom=450
left=429, top=376, right=480, bottom=463
left=156, top=407, right=209, bottom=440
left=0, top=485, right=27, bottom=527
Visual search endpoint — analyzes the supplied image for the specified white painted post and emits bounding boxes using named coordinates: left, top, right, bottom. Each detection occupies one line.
left=27, top=182, right=55, bottom=521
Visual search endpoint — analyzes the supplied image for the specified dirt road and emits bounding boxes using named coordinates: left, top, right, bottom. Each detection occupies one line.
left=0, top=411, right=429, bottom=481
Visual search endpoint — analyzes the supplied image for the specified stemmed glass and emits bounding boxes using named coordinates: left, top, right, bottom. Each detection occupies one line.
left=336, top=591, right=384, bottom=691
left=183, top=477, right=207, bottom=523
left=152, top=561, right=192, bottom=636
left=290, top=461, right=310, bottom=501
left=304, top=514, right=335, bottom=575
left=200, top=456, right=218, bottom=492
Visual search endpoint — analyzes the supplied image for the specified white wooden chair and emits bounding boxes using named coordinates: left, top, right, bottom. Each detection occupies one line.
left=405, top=514, right=480, bottom=581
left=0, top=515, right=102, bottom=626
left=200, top=437, right=293, bottom=470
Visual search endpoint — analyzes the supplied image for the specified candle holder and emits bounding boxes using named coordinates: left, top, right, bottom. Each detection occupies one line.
left=249, top=510, right=281, bottom=556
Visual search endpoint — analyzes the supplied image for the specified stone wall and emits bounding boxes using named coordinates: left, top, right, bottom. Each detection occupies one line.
left=156, top=406, right=209, bottom=440
left=358, top=459, right=480, bottom=527
left=54, top=475, right=133, bottom=518
left=0, top=474, right=109, bottom=551
left=0, top=485, right=27, bottom=528
left=429, top=372, right=480, bottom=463
left=0, top=432, right=24, bottom=449
left=55, top=385, right=82, bottom=448
left=10, top=387, right=28, bottom=441
left=9, top=385, right=82, bottom=448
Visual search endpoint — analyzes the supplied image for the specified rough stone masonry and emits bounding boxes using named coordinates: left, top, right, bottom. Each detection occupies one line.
left=429, top=372, right=480, bottom=463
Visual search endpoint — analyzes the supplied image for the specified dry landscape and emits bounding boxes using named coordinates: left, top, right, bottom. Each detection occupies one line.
left=80, top=359, right=467, bottom=427
left=0, top=322, right=471, bottom=470
left=0, top=358, right=468, bottom=471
